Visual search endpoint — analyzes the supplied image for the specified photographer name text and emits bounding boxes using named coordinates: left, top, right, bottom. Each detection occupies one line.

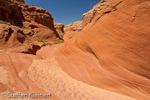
left=2, top=92, right=51, bottom=99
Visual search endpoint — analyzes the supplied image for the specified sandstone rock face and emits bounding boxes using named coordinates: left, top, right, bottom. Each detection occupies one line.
left=82, top=0, right=113, bottom=28
left=0, top=0, right=60, bottom=48
left=64, top=21, right=82, bottom=32
left=0, top=44, right=134, bottom=100
left=1, top=0, right=54, bottom=28
left=63, top=31, right=78, bottom=42
left=0, top=21, right=59, bottom=49
left=63, top=21, right=82, bottom=41
left=8, top=0, right=25, bottom=3
left=1, top=0, right=150, bottom=100
left=0, top=50, right=60, bottom=100
left=23, top=21, right=60, bottom=41
left=0, top=24, right=26, bottom=48
left=0, top=0, right=25, bottom=26
left=4, top=41, right=45, bottom=55
left=0, top=0, right=60, bottom=94
left=52, top=0, right=150, bottom=100
left=54, top=22, right=64, bottom=37
left=19, top=3, right=54, bottom=28
left=16, top=0, right=25, bottom=3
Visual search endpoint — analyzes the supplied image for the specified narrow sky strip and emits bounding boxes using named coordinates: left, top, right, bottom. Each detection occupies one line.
left=24, top=0, right=101, bottom=25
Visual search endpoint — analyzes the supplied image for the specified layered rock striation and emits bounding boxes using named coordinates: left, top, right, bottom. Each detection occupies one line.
left=0, top=0, right=150, bottom=100
left=82, top=0, right=113, bottom=28
left=0, top=0, right=60, bottom=48
left=0, top=0, right=25, bottom=26
left=53, top=0, right=150, bottom=99
left=19, top=3, right=54, bottom=28
left=63, top=21, right=82, bottom=41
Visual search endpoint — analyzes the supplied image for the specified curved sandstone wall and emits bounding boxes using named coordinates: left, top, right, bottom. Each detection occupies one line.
left=53, top=0, right=150, bottom=99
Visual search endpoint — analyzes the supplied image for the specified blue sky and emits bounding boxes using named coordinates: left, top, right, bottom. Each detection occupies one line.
left=24, top=0, right=100, bottom=25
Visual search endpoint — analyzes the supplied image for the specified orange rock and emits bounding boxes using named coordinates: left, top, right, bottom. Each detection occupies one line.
left=63, top=31, right=78, bottom=42
left=82, top=0, right=113, bottom=28
left=0, top=24, right=26, bottom=48
left=0, top=51, right=60, bottom=100
left=19, top=3, right=54, bottom=28
left=63, top=21, right=82, bottom=41
left=1, top=0, right=150, bottom=100
left=54, top=22, right=64, bottom=37
left=0, top=0, right=60, bottom=48
left=4, top=41, right=45, bottom=55
left=0, top=82, right=7, bottom=92
left=16, top=0, right=25, bottom=3
left=64, top=21, right=82, bottom=32
left=53, top=0, right=150, bottom=99
left=23, top=21, right=60, bottom=42
left=0, top=0, right=24, bottom=26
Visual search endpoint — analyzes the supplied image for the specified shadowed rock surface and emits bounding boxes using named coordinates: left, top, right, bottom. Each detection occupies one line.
left=0, top=0, right=25, bottom=26
left=19, top=3, right=54, bottom=28
left=0, top=24, right=26, bottom=48
left=0, top=0, right=60, bottom=48
left=0, top=0, right=150, bottom=100
left=38, top=0, right=150, bottom=99
left=54, top=22, right=64, bottom=38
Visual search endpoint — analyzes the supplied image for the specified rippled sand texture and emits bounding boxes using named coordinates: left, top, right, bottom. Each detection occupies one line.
left=50, top=0, right=150, bottom=100
left=0, top=67, right=9, bottom=84
left=0, top=0, right=150, bottom=100
left=0, top=51, right=60, bottom=100
left=28, top=60, right=136, bottom=100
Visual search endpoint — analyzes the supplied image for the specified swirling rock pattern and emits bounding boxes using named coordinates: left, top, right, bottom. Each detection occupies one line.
left=53, top=0, right=150, bottom=99
left=0, top=0, right=150, bottom=100
left=82, top=0, right=113, bottom=28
